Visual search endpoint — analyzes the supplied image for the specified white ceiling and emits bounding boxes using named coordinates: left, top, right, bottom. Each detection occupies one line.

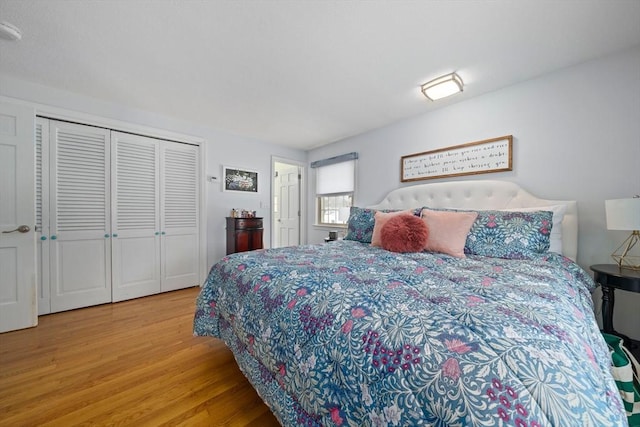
left=1, top=1, right=640, bottom=150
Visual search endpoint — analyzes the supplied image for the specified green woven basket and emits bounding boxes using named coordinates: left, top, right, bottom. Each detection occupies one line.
left=603, top=333, right=640, bottom=426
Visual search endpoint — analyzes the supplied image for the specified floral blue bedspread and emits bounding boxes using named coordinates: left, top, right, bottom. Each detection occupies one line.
left=193, top=240, right=625, bottom=426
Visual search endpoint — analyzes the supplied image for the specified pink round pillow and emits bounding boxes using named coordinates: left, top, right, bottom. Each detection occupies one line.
left=380, top=214, right=429, bottom=253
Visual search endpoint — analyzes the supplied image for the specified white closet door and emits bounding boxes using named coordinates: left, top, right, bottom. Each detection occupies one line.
left=161, top=142, right=199, bottom=291
left=49, top=121, right=112, bottom=312
left=35, top=118, right=51, bottom=315
left=111, top=132, right=161, bottom=302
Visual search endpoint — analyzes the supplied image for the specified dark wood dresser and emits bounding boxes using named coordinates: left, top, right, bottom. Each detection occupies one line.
left=226, top=217, right=264, bottom=254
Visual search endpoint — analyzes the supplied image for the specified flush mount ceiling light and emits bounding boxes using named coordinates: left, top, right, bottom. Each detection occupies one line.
left=0, top=21, right=22, bottom=41
left=421, top=72, right=463, bottom=101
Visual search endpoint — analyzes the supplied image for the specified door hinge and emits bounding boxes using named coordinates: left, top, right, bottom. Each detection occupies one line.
left=274, top=171, right=279, bottom=178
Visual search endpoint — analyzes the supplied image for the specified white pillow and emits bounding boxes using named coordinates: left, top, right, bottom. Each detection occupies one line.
left=501, top=204, right=567, bottom=254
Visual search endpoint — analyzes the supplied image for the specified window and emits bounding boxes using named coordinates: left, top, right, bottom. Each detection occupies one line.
left=318, top=194, right=353, bottom=225
left=311, top=153, right=357, bottom=226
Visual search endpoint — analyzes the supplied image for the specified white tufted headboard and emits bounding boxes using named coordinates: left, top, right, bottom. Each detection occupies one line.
left=367, top=180, right=578, bottom=261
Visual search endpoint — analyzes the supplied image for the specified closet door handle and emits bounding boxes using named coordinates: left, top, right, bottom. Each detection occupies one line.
left=2, top=225, right=30, bottom=234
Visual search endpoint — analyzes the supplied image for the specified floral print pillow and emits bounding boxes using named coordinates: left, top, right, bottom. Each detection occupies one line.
left=344, top=207, right=378, bottom=243
left=464, top=210, right=553, bottom=259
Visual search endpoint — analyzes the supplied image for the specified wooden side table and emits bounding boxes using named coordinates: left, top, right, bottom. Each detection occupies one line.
left=226, top=217, right=264, bottom=255
left=590, top=264, right=640, bottom=348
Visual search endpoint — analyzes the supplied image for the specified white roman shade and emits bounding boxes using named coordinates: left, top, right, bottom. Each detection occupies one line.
left=316, top=161, right=355, bottom=195
left=312, top=152, right=357, bottom=195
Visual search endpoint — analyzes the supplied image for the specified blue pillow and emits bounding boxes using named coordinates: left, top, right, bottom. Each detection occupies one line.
left=344, top=207, right=378, bottom=243
left=344, top=207, right=421, bottom=243
left=464, top=210, right=553, bottom=259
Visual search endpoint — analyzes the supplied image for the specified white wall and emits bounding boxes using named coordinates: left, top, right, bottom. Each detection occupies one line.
left=0, top=75, right=307, bottom=269
left=203, top=139, right=305, bottom=265
left=308, top=45, right=640, bottom=340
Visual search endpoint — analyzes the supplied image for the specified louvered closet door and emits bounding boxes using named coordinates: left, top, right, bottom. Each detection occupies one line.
left=35, top=118, right=51, bottom=315
left=111, top=132, right=161, bottom=302
left=161, top=142, right=199, bottom=291
left=49, top=121, right=111, bottom=312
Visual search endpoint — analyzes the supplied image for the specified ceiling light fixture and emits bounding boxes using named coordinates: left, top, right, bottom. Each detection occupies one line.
left=421, top=72, right=463, bottom=101
left=0, top=21, right=22, bottom=41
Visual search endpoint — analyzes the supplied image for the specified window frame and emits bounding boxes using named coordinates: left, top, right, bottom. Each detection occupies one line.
left=316, top=192, right=353, bottom=227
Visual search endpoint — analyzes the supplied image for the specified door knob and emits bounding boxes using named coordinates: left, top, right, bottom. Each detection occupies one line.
left=2, top=225, right=30, bottom=234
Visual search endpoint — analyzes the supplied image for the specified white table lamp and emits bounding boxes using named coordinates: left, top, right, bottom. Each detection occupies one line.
left=605, top=197, right=640, bottom=269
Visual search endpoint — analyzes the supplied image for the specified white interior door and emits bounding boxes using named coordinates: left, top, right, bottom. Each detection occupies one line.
left=49, top=121, right=112, bottom=312
left=111, top=131, right=161, bottom=302
left=160, top=141, right=199, bottom=292
left=0, top=102, right=36, bottom=333
left=274, top=163, right=300, bottom=248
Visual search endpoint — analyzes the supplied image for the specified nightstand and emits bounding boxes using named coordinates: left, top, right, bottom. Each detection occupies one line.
left=590, top=264, right=640, bottom=349
left=226, top=217, right=264, bottom=255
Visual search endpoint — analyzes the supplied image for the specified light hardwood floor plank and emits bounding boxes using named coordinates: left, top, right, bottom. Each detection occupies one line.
left=0, top=287, right=280, bottom=427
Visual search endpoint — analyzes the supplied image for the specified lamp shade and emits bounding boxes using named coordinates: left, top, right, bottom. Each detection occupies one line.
left=605, top=198, right=640, bottom=230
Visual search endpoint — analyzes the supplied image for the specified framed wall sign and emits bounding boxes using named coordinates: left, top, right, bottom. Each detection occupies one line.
left=223, top=166, right=258, bottom=193
left=400, top=135, right=513, bottom=182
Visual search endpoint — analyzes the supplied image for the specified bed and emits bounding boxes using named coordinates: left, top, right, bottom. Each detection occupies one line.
left=194, top=180, right=626, bottom=426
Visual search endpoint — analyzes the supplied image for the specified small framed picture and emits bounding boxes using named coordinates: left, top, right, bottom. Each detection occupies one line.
left=223, top=166, right=258, bottom=193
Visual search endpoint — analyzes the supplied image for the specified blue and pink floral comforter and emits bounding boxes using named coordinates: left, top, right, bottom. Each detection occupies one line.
left=193, top=241, right=625, bottom=426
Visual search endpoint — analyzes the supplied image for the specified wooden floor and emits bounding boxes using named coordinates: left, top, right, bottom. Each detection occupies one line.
left=0, top=287, right=281, bottom=427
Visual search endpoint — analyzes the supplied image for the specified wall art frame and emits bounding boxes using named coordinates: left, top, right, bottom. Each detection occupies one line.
left=400, top=135, right=513, bottom=182
left=223, top=166, right=258, bottom=193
